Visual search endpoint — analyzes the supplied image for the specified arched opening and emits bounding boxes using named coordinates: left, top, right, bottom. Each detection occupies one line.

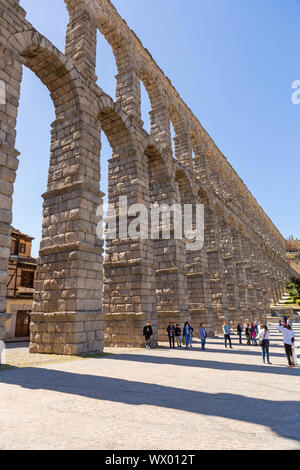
left=170, top=120, right=176, bottom=157
left=20, top=0, right=69, bottom=51
left=96, top=29, right=118, bottom=99
left=2, top=30, right=104, bottom=354
left=4, top=33, right=83, bottom=344
left=14, top=67, right=53, bottom=258
left=138, top=68, right=161, bottom=135
left=6, top=65, right=53, bottom=342
left=140, top=80, right=152, bottom=134
left=169, top=105, right=187, bottom=161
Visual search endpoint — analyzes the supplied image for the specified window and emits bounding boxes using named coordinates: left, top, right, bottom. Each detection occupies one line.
left=21, top=270, right=34, bottom=288
left=11, top=239, right=17, bottom=255
left=19, top=243, right=26, bottom=254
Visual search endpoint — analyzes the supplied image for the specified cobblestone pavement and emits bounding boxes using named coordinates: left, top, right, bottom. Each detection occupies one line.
left=1, top=324, right=300, bottom=450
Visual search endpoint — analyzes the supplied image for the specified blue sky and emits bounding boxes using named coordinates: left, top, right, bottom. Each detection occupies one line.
left=16, top=0, right=300, bottom=256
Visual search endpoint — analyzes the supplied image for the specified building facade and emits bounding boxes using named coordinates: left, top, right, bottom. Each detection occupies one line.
left=4, top=227, right=37, bottom=341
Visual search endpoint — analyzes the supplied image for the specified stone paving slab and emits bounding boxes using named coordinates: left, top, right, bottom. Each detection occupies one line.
left=0, top=324, right=300, bottom=450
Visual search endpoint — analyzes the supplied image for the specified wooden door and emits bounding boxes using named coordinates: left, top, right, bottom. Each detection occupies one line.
left=15, top=311, right=31, bottom=337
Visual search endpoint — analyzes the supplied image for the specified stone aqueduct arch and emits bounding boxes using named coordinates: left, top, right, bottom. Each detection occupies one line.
left=0, top=0, right=291, bottom=353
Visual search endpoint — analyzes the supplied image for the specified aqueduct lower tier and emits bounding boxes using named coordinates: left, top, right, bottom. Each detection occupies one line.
left=0, top=0, right=291, bottom=353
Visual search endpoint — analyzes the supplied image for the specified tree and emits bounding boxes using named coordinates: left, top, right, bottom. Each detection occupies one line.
left=286, top=277, right=300, bottom=303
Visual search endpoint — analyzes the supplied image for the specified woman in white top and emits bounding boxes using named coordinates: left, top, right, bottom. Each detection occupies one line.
left=258, top=325, right=271, bottom=365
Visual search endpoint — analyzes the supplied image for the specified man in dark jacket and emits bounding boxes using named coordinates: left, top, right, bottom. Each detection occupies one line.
left=143, top=321, right=153, bottom=349
left=167, top=322, right=176, bottom=349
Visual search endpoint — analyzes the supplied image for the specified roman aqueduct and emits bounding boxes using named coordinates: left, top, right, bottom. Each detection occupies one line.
left=0, top=0, right=291, bottom=354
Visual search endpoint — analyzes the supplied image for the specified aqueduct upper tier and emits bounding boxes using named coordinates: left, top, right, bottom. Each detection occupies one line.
left=0, top=0, right=291, bottom=353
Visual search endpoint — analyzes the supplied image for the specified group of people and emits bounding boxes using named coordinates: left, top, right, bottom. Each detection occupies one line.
left=143, top=317, right=297, bottom=368
left=223, top=318, right=297, bottom=367
left=143, top=320, right=208, bottom=351
left=166, top=322, right=208, bottom=351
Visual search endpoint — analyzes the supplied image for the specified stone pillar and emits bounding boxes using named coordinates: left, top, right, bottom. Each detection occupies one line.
left=186, top=248, right=214, bottom=336
left=30, top=109, right=104, bottom=355
left=155, top=239, right=190, bottom=342
left=218, top=220, right=240, bottom=326
left=231, top=227, right=250, bottom=323
left=103, top=147, right=158, bottom=347
left=193, top=152, right=211, bottom=186
left=240, top=235, right=257, bottom=321
left=149, top=102, right=172, bottom=150
left=173, top=130, right=193, bottom=172
left=204, top=208, right=229, bottom=333
left=151, top=170, right=190, bottom=342
left=116, top=67, right=142, bottom=121
left=65, top=2, right=97, bottom=82
left=256, top=246, right=270, bottom=322
left=207, top=155, right=223, bottom=197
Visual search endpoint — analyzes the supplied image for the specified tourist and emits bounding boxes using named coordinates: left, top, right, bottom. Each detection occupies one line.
left=175, top=324, right=182, bottom=348
left=183, top=322, right=191, bottom=348
left=143, top=320, right=153, bottom=350
left=287, top=325, right=298, bottom=366
left=222, top=321, right=233, bottom=349
left=190, top=325, right=194, bottom=347
left=167, top=322, right=176, bottom=349
left=258, top=324, right=271, bottom=365
left=277, top=321, right=295, bottom=368
left=250, top=322, right=257, bottom=345
left=198, top=323, right=207, bottom=351
left=237, top=322, right=243, bottom=344
left=245, top=323, right=251, bottom=345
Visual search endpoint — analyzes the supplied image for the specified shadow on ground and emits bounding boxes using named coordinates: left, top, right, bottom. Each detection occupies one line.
left=0, top=366, right=299, bottom=444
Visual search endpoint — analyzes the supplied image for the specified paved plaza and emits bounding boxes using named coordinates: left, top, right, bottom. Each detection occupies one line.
left=1, top=324, right=300, bottom=450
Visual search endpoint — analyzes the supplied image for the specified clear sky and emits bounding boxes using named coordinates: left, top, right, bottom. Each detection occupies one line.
left=15, top=0, right=300, bottom=257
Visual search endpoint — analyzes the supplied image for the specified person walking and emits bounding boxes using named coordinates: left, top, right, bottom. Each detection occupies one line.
left=175, top=324, right=182, bottom=348
left=277, top=321, right=296, bottom=368
left=143, top=320, right=153, bottom=350
left=222, top=321, right=233, bottom=349
left=258, top=324, right=271, bottom=364
left=183, top=322, right=191, bottom=348
left=237, top=322, right=243, bottom=344
left=198, top=323, right=207, bottom=351
left=245, top=323, right=251, bottom=345
left=167, top=322, right=176, bottom=349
